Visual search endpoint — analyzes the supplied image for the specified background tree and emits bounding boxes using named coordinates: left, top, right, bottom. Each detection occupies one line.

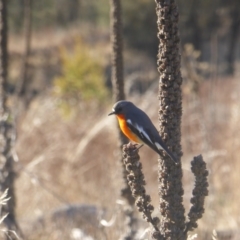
left=223, top=0, right=240, bottom=75
left=0, top=0, right=20, bottom=239
left=56, top=0, right=80, bottom=25
left=122, top=0, right=158, bottom=57
left=16, top=0, right=32, bottom=107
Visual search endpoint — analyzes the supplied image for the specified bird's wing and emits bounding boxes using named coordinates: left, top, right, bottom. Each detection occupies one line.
left=126, top=118, right=178, bottom=164
left=126, top=119, right=159, bottom=152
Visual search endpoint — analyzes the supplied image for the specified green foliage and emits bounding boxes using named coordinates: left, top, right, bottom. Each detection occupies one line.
left=54, top=41, right=108, bottom=112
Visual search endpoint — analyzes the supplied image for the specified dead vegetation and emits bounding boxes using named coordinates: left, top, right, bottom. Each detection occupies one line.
left=3, top=27, right=239, bottom=239
left=12, top=77, right=240, bottom=239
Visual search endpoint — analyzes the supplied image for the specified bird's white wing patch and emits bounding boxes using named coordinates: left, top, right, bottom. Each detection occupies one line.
left=155, top=142, right=163, bottom=150
left=126, top=119, right=132, bottom=125
left=127, top=120, right=153, bottom=144
left=138, top=125, right=153, bottom=144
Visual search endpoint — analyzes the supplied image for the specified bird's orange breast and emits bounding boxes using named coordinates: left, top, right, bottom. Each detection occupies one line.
left=116, top=114, right=141, bottom=143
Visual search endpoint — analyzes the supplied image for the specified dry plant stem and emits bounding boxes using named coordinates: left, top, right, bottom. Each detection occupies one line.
left=109, top=0, right=127, bottom=146
left=123, top=143, right=162, bottom=239
left=185, top=155, right=209, bottom=233
left=109, top=0, right=125, bottom=103
left=109, top=0, right=134, bottom=238
left=109, top=0, right=127, bottom=153
left=155, top=0, right=186, bottom=238
left=109, top=0, right=132, bottom=204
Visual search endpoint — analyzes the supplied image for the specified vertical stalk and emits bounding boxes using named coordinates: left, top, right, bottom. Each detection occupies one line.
left=155, top=0, right=185, bottom=238
left=0, top=0, right=21, bottom=239
left=109, top=1, right=135, bottom=238
left=17, top=0, right=32, bottom=105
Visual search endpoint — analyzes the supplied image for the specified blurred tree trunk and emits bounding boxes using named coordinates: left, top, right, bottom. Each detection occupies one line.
left=186, top=1, right=202, bottom=52
left=16, top=0, right=32, bottom=106
left=0, top=0, right=21, bottom=239
left=68, top=0, right=80, bottom=22
left=225, top=8, right=240, bottom=75
left=56, top=0, right=80, bottom=24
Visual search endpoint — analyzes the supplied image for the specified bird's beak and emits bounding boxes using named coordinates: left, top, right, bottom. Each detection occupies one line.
left=108, top=110, right=115, bottom=116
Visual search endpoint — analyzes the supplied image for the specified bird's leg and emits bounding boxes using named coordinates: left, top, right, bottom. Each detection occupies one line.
left=134, top=144, right=144, bottom=152
left=127, top=142, right=144, bottom=152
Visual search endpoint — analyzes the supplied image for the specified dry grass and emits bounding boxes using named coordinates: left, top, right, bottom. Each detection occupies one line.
left=12, top=74, right=240, bottom=239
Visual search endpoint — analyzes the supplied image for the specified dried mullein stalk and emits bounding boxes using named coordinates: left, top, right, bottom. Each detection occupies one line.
left=185, top=155, right=209, bottom=233
left=123, top=143, right=162, bottom=239
left=155, top=0, right=186, bottom=238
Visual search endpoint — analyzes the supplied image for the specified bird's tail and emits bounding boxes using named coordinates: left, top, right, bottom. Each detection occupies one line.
left=163, top=148, right=178, bottom=165
left=154, top=141, right=178, bottom=165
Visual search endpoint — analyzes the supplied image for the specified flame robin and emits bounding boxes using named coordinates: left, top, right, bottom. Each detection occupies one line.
left=108, top=100, right=178, bottom=164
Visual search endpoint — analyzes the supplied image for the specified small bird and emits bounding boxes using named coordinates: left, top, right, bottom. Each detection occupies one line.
left=108, top=100, right=178, bottom=164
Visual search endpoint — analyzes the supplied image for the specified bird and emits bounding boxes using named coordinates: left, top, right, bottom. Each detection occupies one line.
left=108, top=100, right=178, bottom=164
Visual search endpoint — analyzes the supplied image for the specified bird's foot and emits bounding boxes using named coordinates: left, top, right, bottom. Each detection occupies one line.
left=134, top=144, right=144, bottom=152
left=127, top=143, right=143, bottom=152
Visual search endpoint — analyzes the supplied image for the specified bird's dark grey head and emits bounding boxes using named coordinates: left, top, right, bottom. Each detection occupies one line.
left=108, top=100, right=133, bottom=116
